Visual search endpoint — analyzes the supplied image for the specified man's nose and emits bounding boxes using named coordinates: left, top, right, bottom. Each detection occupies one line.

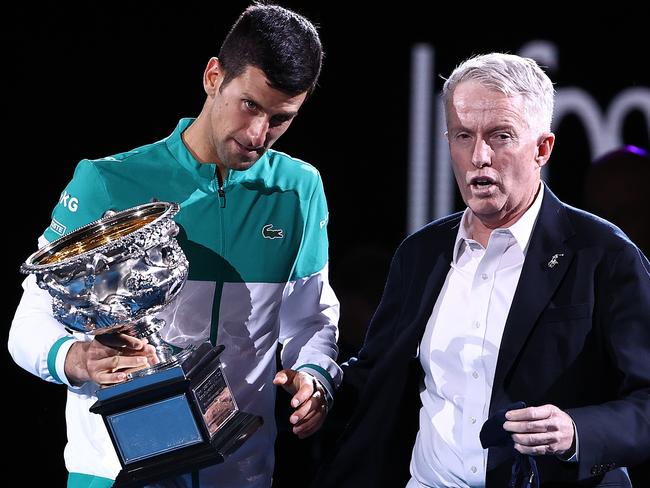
left=471, top=138, right=492, bottom=168
left=247, top=116, right=269, bottom=148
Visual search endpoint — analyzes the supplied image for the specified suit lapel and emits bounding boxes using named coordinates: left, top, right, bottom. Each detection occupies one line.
left=355, top=218, right=459, bottom=415
left=490, top=188, right=576, bottom=412
left=387, top=220, right=459, bottom=364
left=408, top=239, right=456, bottom=345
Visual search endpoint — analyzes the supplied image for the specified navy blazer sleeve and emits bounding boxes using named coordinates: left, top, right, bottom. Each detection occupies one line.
left=567, top=242, right=650, bottom=478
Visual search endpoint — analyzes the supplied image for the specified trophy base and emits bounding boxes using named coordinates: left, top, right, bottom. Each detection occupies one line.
left=90, top=342, right=263, bottom=488
left=112, top=411, right=262, bottom=487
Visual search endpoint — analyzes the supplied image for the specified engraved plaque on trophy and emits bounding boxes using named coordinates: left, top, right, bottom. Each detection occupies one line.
left=21, top=202, right=262, bottom=487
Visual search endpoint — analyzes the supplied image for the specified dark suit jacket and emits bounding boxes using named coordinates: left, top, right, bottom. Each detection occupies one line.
left=315, top=187, right=650, bottom=488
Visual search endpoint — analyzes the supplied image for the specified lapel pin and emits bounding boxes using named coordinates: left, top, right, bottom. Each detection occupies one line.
left=547, top=253, right=564, bottom=268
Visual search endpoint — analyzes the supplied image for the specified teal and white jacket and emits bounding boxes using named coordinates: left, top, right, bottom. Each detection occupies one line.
left=9, top=118, right=341, bottom=488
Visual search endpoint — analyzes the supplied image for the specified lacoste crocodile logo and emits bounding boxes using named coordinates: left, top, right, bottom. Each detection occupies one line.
left=262, top=224, right=284, bottom=239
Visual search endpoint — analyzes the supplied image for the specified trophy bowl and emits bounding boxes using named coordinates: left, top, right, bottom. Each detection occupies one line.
left=20, top=201, right=262, bottom=486
left=21, top=201, right=193, bottom=371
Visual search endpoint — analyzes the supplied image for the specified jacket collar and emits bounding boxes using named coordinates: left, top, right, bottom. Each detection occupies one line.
left=164, top=118, right=269, bottom=194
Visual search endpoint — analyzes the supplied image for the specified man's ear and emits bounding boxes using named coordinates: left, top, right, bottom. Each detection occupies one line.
left=536, top=132, right=555, bottom=168
left=203, top=57, right=223, bottom=96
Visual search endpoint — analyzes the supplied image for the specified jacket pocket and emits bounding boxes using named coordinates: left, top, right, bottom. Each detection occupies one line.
left=537, top=303, right=592, bottom=324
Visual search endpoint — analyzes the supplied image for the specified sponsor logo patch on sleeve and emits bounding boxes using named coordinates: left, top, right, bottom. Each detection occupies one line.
left=49, top=218, right=67, bottom=236
left=319, top=212, right=329, bottom=229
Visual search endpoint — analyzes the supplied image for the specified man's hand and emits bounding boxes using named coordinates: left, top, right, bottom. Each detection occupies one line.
left=273, top=369, right=328, bottom=439
left=503, top=404, right=575, bottom=456
left=64, top=333, right=159, bottom=386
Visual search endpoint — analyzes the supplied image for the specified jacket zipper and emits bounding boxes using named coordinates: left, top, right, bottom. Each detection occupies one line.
left=215, top=168, right=226, bottom=208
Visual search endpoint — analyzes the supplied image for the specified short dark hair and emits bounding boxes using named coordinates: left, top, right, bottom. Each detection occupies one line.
left=218, top=3, right=323, bottom=96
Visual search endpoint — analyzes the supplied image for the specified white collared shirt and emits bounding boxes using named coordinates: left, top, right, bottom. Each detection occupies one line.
left=407, top=185, right=544, bottom=488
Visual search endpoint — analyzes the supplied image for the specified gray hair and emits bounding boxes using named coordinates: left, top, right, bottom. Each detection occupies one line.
left=442, top=53, right=555, bottom=136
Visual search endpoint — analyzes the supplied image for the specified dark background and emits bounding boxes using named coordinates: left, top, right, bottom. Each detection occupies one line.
left=5, top=3, right=649, bottom=486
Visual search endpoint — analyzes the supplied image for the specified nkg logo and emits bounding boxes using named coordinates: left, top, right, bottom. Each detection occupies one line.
left=262, top=224, right=284, bottom=239
left=59, top=191, right=79, bottom=212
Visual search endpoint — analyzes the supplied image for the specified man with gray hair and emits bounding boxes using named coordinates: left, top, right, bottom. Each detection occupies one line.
left=314, top=53, right=650, bottom=487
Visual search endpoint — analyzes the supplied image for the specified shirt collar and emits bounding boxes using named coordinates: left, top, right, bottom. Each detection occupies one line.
left=452, top=182, right=545, bottom=263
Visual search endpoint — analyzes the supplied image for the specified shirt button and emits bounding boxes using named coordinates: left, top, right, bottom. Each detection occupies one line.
left=470, top=466, right=477, bottom=473
left=481, top=273, right=488, bottom=280
left=470, top=416, right=477, bottom=424
left=474, top=321, right=481, bottom=328
left=472, top=371, right=479, bottom=379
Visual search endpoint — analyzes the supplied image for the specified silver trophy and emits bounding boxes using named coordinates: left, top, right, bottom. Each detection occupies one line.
left=22, top=201, right=193, bottom=370
left=21, top=202, right=261, bottom=487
